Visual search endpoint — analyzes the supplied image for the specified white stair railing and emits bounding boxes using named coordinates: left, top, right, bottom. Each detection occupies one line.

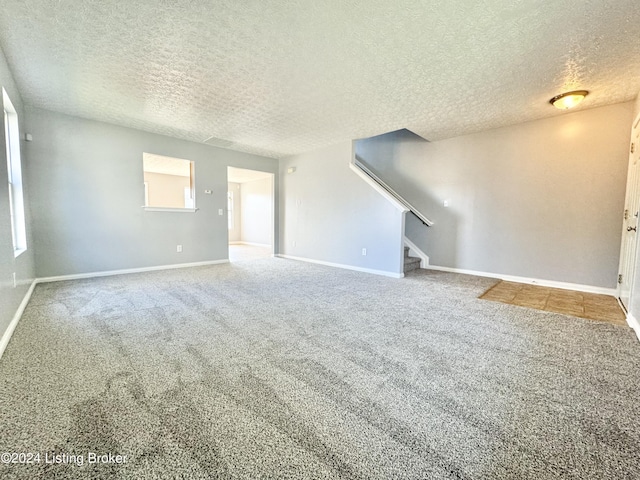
left=353, top=155, right=434, bottom=226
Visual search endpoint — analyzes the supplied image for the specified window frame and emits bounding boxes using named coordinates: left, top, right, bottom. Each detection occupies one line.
left=3, top=88, right=27, bottom=257
left=141, top=153, right=198, bottom=213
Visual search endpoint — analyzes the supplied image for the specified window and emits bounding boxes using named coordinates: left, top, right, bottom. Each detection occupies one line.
left=142, top=153, right=196, bottom=212
left=227, top=191, right=234, bottom=229
left=3, top=88, right=27, bottom=256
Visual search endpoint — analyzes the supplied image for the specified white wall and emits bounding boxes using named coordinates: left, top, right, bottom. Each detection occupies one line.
left=240, top=176, right=272, bottom=246
left=279, top=140, right=405, bottom=275
left=24, top=107, right=279, bottom=277
left=228, top=182, right=241, bottom=243
left=357, top=102, right=634, bottom=288
left=628, top=95, right=640, bottom=322
left=0, top=47, right=35, bottom=345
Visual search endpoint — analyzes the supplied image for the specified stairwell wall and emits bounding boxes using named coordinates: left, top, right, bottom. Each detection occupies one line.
left=279, top=141, right=404, bottom=276
left=357, top=102, right=633, bottom=289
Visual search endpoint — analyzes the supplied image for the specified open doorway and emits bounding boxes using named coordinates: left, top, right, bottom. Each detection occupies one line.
left=227, top=167, right=274, bottom=262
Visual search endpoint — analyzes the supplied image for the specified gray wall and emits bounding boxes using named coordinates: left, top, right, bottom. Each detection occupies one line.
left=24, top=107, right=279, bottom=277
left=279, top=140, right=404, bottom=275
left=357, top=102, right=634, bottom=288
left=0, top=47, right=35, bottom=342
left=241, top=176, right=273, bottom=246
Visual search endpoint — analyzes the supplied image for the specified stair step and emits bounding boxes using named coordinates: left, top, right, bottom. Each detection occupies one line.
left=403, top=255, right=421, bottom=273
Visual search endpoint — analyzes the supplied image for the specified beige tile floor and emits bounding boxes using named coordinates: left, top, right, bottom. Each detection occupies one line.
left=480, top=281, right=627, bottom=326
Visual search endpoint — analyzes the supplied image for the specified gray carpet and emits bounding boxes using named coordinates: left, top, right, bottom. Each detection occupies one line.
left=1, top=258, right=639, bottom=479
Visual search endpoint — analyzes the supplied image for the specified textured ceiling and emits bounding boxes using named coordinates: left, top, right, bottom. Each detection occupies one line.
left=1, top=1, right=640, bottom=159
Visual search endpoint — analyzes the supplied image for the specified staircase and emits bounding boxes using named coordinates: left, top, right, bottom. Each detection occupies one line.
left=404, top=246, right=421, bottom=274
left=350, top=149, right=433, bottom=277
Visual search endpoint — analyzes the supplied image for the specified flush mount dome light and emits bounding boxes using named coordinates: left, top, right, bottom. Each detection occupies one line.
left=549, top=90, right=589, bottom=109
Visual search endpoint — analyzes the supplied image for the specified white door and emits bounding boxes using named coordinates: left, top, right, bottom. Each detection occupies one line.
left=618, top=113, right=640, bottom=310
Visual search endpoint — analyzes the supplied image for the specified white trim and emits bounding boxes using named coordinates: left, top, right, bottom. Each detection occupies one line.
left=425, top=264, right=617, bottom=296
left=230, top=241, right=271, bottom=248
left=142, top=207, right=198, bottom=213
left=398, top=213, right=407, bottom=272
left=0, top=280, right=37, bottom=361
left=1, top=261, right=231, bottom=359
left=348, top=162, right=408, bottom=213
left=37, top=260, right=229, bottom=283
left=276, top=254, right=404, bottom=278
left=626, top=313, right=640, bottom=341
left=403, top=236, right=429, bottom=268
left=352, top=156, right=434, bottom=226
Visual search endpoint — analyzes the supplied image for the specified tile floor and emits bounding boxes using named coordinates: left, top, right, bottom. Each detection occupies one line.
left=480, top=281, right=627, bottom=326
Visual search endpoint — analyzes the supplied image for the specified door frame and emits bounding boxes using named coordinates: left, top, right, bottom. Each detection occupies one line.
left=226, top=167, right=276, bottom=258
left=617, top=111, right=640, bottom=312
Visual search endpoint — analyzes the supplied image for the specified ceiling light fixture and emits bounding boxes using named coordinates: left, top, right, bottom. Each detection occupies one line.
left=549, top=90, right=589, bottom=110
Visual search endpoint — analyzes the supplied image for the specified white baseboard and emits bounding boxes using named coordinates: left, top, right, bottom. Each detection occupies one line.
left=37, top=259, right=229, bottom=284
left=425, top=265, right=617, bottom=296
left=403, top=236, right=429, bottom=268
left=276, top=254, right=404, bottom=278
left=0, top=280, right=37, bottom=361
left=626, top=313, right=640, bottom=341
left=0, top=260, right=231, bottom=361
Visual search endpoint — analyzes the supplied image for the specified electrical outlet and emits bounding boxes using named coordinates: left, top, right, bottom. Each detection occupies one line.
left=362, top=248, right=367, bottom=256
left=177, top=245, right=183, bottom=253
left=218, top=209, right=223, bottom=215
left=292, top=240, right=297, bottom=247
left=12, top=272, right=16, bottom=288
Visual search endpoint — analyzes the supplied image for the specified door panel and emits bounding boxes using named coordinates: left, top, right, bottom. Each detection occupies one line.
left=618, top=114, right=640, bottom=310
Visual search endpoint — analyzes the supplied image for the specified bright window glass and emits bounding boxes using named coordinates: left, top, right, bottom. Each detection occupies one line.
left=3, top=88, right=27, bottom=256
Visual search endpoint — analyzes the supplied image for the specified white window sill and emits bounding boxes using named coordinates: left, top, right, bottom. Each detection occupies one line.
left=14, top=248, right=27, bottom=258
left=142, top=207, right=198, bottom=213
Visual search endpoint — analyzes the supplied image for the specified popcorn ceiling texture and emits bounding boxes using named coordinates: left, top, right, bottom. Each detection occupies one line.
left=1, top=0, right=640, bottom=158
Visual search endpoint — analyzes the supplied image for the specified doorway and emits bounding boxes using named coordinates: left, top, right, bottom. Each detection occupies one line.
left=227, top=167, right=275, bottom=262
left=618, top=112, right=640, bottom=311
